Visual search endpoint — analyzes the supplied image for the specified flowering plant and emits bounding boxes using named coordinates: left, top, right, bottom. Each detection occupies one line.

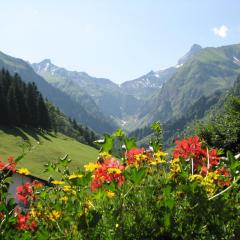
left=1, top=126, right=240, bottom=239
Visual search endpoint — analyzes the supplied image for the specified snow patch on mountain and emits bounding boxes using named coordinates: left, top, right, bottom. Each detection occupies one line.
left=233, top=56, right=240, bottom=66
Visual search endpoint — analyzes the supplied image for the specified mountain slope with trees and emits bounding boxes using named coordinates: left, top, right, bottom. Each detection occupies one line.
left=137, top=43, right=240, bottom=128
left=0, top=69, right=51, bottom=129
left=0, top=69, right=98, bottom=147
left=0, top=51, right=117, bottom=133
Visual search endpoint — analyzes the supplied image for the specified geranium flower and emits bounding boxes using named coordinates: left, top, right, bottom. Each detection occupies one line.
left=91, top=158, right=124, bottom=191
left=0, top=156, right=16, bottom=172
left=16, top=213, right=36, bottom=231
left=16, top=182, right=33, bottom=205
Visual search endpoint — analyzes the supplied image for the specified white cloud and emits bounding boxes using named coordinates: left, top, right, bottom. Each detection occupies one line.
left=213, top=25, right=229, bottom=38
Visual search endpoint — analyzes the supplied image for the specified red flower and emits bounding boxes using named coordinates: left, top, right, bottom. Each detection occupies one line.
left=217, top=167, right=231, bottom=187
left=0, top=155, right=16, bottom=172
left=173, top=135, right=203, bottom=159
left=91, top=158, right=124, bottom=191
left=126, top=148, right=145, bottom=165
left=173, top=135, right=222, bottom=175
left=16, top=182, right=34, bottom=205
left=16, top=213, right=36, bottom=231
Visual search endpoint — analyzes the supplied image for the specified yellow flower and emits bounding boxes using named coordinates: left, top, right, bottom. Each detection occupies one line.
left=59, top=196, right=68, bottom=203
left=63, top=185, right=71, bottom=192
left=106, top=190, right=115, bottom=199
left=16, top=168, right=30, bottom=175
left=116, top=223, right=119, bottom=228
left=99, top=152, right=112, bottom=159
left=48, top=210, right=61, bottom=222
left=201, top=171, right=220, bottom=196
left=51, top=180, right=65, bottom=185
left=107, top=168, right=122, bottom=174
left=62, top=185, right=77, bottom=195
left=84, top=162, right=100, bottom=172
left=149, top=159, right=166, bottom=165
left=30, top=208, right=38, bottom=218
left=135, top=154, right=148, bottom=162
left=154, top=151, right=168, bottom=158
left=170, top=158, right=181, bottom=179
left=68, top=174, right=83, bottom=180
left=189, top=174, right=203, bottom=182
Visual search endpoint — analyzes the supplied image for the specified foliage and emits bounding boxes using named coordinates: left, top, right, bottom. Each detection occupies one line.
left=196, top=95, right=240, bottom=153
left=47, top=103, right=98, bottom=147
left=1, top=131, right=240, bottom=239
left=0, top=69, right=51, bottom=129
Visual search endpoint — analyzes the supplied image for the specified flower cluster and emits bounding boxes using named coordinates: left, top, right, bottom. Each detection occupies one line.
left=126, top=147, right=146, bottom=166
left=0, top=156, right=16, bottom=172
left=15, top=212, right=36, bottom=231
left=16, top=180, right=43, bottom=205
left=173, top=136, right=220, bottom=174
left=90, top=156, right=125, bottom=191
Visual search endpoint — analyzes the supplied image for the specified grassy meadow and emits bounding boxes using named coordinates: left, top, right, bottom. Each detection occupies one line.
left=0, top=127, right=98, bottom=179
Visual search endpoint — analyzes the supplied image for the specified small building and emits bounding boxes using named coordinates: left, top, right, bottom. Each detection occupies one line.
left=7, top=172, right=48, bottom=207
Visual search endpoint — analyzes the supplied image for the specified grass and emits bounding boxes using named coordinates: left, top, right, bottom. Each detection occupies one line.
left=0, top=127, right=98, bottom=179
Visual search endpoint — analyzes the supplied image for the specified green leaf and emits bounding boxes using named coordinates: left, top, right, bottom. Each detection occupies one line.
left=164, top=213, right=171, bottom=228
left=98, top=134, right=114, bottom=153
left=125, top=166, right=146, bottom=184
left=165, top=199, right=175, bottom=210
left=102, top=182, right=116, bottom=192
left=58, top=154, right=71, bottom=167
left=124, top=137, right=136, bottom=150
left=112, top=128, right=126, bottom=138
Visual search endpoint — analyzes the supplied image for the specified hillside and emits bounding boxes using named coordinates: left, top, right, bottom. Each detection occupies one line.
left=0, top=127, right=98, bottom=179
left=0, top=51, right=116, bottom=133
left=138, top=43, right=240, bottom=128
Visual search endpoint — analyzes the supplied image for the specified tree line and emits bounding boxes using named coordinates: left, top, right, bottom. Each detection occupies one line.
left=0, top=69, right=51, bottom=129
left=0, top=68, right=98, bottom=147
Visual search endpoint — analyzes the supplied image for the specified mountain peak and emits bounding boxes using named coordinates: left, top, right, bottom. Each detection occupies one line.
left=40, top=59, right=52, bottom=65
left=190, top=44, right=202, bottom=52
left=177, top=44, right=202, bottom=65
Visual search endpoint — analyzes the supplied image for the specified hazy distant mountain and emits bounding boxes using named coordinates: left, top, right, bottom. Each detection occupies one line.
left=0, top=51, right=117, bottom=133
left=120, top=68, right=176, bottom=99
left=32, top=59, right=144, bottom=123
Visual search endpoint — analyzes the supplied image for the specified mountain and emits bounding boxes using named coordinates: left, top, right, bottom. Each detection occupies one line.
left=120, top=68, right=176, bottom=99
left=32, top=59, right=144, bottom=125
left=0, top=51, right=116, bottom=133
left=120, top=44, right=203, bottom=100
left=139, top=43, right=240, bottom=127
left=177, top=44, right=202, bottom=65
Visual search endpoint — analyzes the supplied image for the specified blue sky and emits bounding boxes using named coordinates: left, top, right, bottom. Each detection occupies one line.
left=0, top=0, right=239, bottom=83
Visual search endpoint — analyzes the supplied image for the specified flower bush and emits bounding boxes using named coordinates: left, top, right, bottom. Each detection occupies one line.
left=1, top=126, right=240, bottom=239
